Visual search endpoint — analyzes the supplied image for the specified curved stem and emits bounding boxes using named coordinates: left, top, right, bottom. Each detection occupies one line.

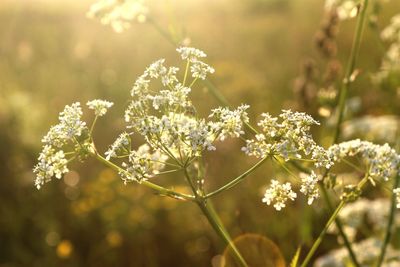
left=332, top=0, right=369, bottom=144
left=89, top=115, right=98, bottom=136
left=300, top=175, right=369, bottom=267
left=300, top=201, right=346, bottom=267
left=197, top=200, right=248, bottom=267
left=182, top=166, right=248, bottom=267
left=90, top=149, right=194, bottom=201
left=320, top=186, right=360, bottom=266
left=206, top=157, right=269, bottom=198
left=375, top=173, right=400, bottom=267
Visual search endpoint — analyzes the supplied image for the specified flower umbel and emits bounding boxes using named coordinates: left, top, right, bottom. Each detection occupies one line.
left=105, top=132, right=131, bottom=160
left=262, top=180, right=297, bottom=211
left=87, top=0, right=148, bottom=33
left=33, top=145, right=69, bottom=189
left=300, top=171, right=320, bottom=205
left=87, top=99, right=114, bottom=117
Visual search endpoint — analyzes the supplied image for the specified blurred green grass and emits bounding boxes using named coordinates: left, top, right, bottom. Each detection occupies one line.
left=0, top=0, right=399, bottom=266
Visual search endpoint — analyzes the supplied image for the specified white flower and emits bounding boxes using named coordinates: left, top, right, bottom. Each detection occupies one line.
left=87, top=99, right=114, bottom=117
left=262, top=180, right=297, bottom=211
left=33, top=145, right=69, bottom=189
left=176, top=47, right=214, bottom=80
left=147, top=84, right=192, bottom=111
left=394, top=188, right=400, bottom=209
left=87, top=0, right=148, bottom=33
left=145, top=59, right=167, bottom=79
left=120, top=144, right=168, bottom=182
left=176, top=47, right=207, bottom=62
left=131, top=73, right=150, bottom=96
left=105, top=132, right=131, bottom=160
left=325, top=0, right=358, bottom=21
left=190, top=61, right=215, bottom=80
left=328, top=139, right=400, bottom=183
left=242, top=109, right=329, bottom=167
left=42, top=102, right=87, bottom=146
left=209, top=104, right=249, bottom=141
left=300, top=171, right=320, bottom=205
left=337, top=1, right=358, bottom=20
left=35, top=102, right=89, bottom=189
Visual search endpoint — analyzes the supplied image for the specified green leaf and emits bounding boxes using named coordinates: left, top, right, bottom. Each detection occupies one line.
left=290, top=247, right=301, bottom=267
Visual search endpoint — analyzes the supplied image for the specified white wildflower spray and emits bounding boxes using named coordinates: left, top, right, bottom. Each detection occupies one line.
left=87, top=99, right=113, bottom=117
left=300, top=171, right=320, bottom=205
left=87, top=0, right=148, bottom=33
left=34, top=103, right=88, bottom=189
left=262, top=180, right=297, bottom=211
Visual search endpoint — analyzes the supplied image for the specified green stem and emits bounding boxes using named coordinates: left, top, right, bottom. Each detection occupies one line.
left=147, top=16, right=178, bottom=47
left=90, top=115, right=98, bottom=136
left=183, top=166, right=248, bottom=267
left=300, top=201, right=346, bottom=267
left=197, top=200, right=248, bottom=267
left=183, top=59, right=190, bottom=86
left=300, top=175, right=369, bottom=267
left=375, top=173, right=400, bottom=267
left=332, top=0, right=369, bottom=144
left=320, top=186, right=361, bottom=267
left=202, top=78, right=230, bottom=107
left=205, top=157, right=269, bottom=198
left=188, top=77, right=198, bottom=88
left=289, top=161, right=361, bottom=266
left=90, top=149, right=194, bottom=201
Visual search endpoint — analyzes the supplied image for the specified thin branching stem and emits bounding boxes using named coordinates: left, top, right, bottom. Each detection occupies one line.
left=90, top=149, right=194, bottom=201
left=205, top=156, right=269, bottom=198
left=183, top=166, right=248, bottom=267
left=375, top=175, right=400, bottom=266
left=89, top=115, right=98, bottom=136
left=300, top=174, right=370, bottom=267
left=183, top=59, right=190, bottom=86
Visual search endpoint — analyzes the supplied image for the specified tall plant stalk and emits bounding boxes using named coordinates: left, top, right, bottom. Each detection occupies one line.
left=332, top=0, right=370, bottom=144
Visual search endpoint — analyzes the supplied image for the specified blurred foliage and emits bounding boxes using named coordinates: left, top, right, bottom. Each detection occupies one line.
left=0, top=0, right=400, bottom=266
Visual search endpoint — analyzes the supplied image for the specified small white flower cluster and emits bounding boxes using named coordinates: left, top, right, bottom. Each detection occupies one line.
left=87, top=0, right=148, bottom=33
left=120, top=144, right=168, bottom=183
left=328, top=139, right=400, bottom=183
left=33, top=146, right=69, bottom=189
left=123, top=47, right=248, bottom=162
left=87, top=99, right=114, bottom=117
left=41, top=103, right=87, bottom=147
left=325, top=0, right=359, bottom=20
left=176, top=47, right=215, bottom=80
left=299, top=171, right=320, bottom=205
left=105, top=132, right=131, bottom=160
left=242, top=110, right=332, bottom=169
left=34, top=103, right=88, bottom=189
left=262, top=180, right=297, bottom=211
left=394, top=188, right=400, bottom=209
left=209, top=104, right=250, bottom=141
left=263, top=171, right=321, bottom=210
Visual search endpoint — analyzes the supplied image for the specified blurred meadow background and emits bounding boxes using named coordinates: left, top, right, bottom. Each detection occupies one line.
left=1, top=0, right=400, bottom=266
